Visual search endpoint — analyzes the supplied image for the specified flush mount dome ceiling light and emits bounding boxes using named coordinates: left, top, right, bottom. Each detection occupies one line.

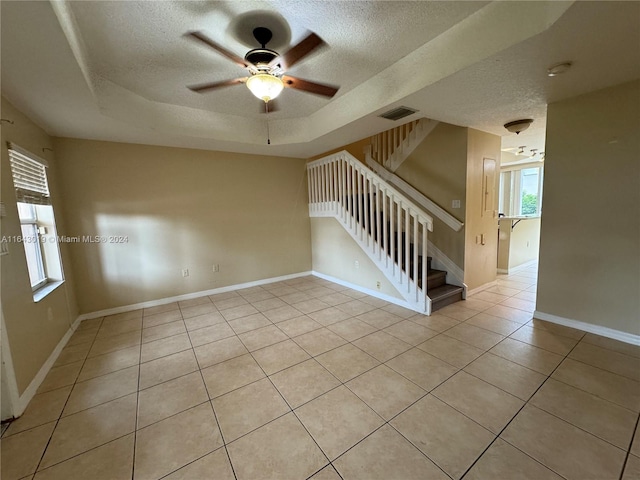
left=504, top=119, right=533, bottom=135
left=547, top=61, right=573, bottom=77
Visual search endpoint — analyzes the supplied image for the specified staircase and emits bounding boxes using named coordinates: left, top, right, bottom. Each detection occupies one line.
left=426, top=257, right=464, bottom=312
left=368, top=118, right=439, bottom=172
left=307, top=151, right=463, bottom=314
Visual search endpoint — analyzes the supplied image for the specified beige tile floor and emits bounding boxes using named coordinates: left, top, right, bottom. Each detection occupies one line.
left=2, top=265, right=640, bottom=480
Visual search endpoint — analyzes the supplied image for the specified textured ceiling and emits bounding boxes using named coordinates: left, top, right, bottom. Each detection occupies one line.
left=1, top=1, right=639, bottom=158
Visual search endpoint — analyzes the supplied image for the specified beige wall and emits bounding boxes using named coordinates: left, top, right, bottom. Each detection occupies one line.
left=395, top=123, right=468, bottom=269
left=498, top=217, right=541, bottom=271
left=53, top=138, right=312, bottom=313
left=310, top=218, right=403, bottom=300
left=310, top=138, right=371, bottom=163
left=464, top=128, right=501, bottom=290
left=537, top=80, right=640, bottom=335
left=1, top=98, right=79, bottom=394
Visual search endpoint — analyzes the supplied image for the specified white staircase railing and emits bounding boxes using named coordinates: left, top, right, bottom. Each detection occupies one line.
left=308, top=151, right=433, bottom=313
left=367, top=118, right=439, bottom=172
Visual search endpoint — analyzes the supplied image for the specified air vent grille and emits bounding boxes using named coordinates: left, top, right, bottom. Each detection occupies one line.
left=378, top=106, right=418, bottom=121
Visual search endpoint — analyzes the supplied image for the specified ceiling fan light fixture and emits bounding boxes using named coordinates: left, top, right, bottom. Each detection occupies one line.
left=246, top=73, right=284, bottom=102
left=504, top=119, right=533, bottom=135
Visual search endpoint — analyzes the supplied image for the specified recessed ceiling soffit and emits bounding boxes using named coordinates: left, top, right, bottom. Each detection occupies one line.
left=50, top=0, right=573, bottom=146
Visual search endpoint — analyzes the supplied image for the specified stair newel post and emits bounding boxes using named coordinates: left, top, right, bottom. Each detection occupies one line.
left=307, top=163, right=313, bottom=212
left=324, top=161, right=330, bottom=209
left=368, top=176, right=373, bottom=250
left=347, top=162, right=353, bottom=229
left=389, top=196, right=396, bottom=277
left=363, top=171, right=369, bottom=245
left=413, top=212, right=419, bottom=300
left=397, top=200, right=403, bottom=282
left=323, top=162, right=329, bottom=210
left=313, top=164, right=319, bottom=211
left=317, top=163, right=323, bottom=210
left=331, top=159, right=337, bottom=214
left=324, top=163, right=331, bottom=207
left=338, top=157, right=344, bottom=221
left=397, top=200, right=403, bottom=283
left=375, top=183, right=381, bottom=260
left=318, top=163, right=323, bottom=208
left=314, top=165, right=320, bottom=211
left=382, top=188, right=388, bottom=267
left=421, top=220, right=428, bottom=298
left=329, top=160, right=333, bottom=210
left=368, top=176, right=375, bottom=250
left=352, top=162, right=358, bottom=231
left=402, top=207, right=411, bottom=291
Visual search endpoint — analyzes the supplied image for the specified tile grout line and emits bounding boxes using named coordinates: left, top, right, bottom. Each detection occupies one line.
left=31, top=316, right=105, bottom=475
left=618, top=412, right=640, bottom=480
left=22, top=273, right=638, bottom=479
left=239, top=309, right=338, bottom=469
left=130, top=312, right=145, bottom=480
left=177, top=301, right=240, bottom=480
left=457, top=336, right=590, bottom=480
left=249, top=303, right=456, bottom=479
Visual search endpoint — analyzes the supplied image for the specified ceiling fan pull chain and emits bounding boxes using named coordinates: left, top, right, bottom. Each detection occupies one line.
left=266, top=101, right=271, bottom=144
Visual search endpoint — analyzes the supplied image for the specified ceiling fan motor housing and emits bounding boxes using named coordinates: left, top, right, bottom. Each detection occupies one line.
left=245, top=48, right=279, bottom=70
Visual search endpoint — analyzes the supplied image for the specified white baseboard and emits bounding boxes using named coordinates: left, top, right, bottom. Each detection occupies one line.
left=466, top=280, right=498, bottom=297
left=534, top=310, right=640, bottom=346
left=311, top=271, right=426, bottom=313
left=498, top=259, right=538, bottom=275
left=9, top=316, right=82, bottom=418
left=77, top=271, right=313, bottom=321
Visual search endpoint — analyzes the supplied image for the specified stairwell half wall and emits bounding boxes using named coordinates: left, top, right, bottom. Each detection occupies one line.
left=395, top=122, right=468, bottom=273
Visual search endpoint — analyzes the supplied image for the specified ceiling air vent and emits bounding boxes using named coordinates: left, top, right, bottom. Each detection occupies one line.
left=378, top=106, right=418, bottom=121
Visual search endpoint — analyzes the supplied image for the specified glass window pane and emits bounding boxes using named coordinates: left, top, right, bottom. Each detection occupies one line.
left=520, top=168, right=539, bottom=215
left=17, top=202, right=36, bottom=222
left=20, top=224, right=46, bottom=288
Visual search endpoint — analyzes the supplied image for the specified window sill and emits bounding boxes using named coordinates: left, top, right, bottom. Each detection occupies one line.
left=33, top=281, right=64, bottom=303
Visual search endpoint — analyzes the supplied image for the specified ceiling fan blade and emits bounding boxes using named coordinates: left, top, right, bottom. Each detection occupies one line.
left=186, top=31, right=251, bottom=69
left=282, top=75, right=339, bottom=98
left=269, top=32, right=325, bottom=70
left=188, top=77, right=246, bottom=93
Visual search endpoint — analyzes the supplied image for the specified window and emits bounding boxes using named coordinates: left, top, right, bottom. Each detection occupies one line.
left=8, top=143, right=64, bottom=295
left=519, top=167, right=541, bottom=216
left=499, top=165, right=543, bottom=217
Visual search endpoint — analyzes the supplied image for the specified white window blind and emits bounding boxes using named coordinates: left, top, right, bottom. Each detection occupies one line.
left=7, top=143, right=51, bottom=205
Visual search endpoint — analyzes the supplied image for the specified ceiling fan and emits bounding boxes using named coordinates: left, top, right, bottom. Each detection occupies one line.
left=185, top=27, right=339, bottom=111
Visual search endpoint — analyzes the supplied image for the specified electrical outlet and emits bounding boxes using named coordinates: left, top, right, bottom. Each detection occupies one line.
left=182, top=268, right=189, bottom=277
left=212, top=264, right=220, bottom=272
left=354, top=260, right=360, bottom=269
left=376, top=281, right=381, bottom=289
left=452, top=199, right=461, bottom=209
